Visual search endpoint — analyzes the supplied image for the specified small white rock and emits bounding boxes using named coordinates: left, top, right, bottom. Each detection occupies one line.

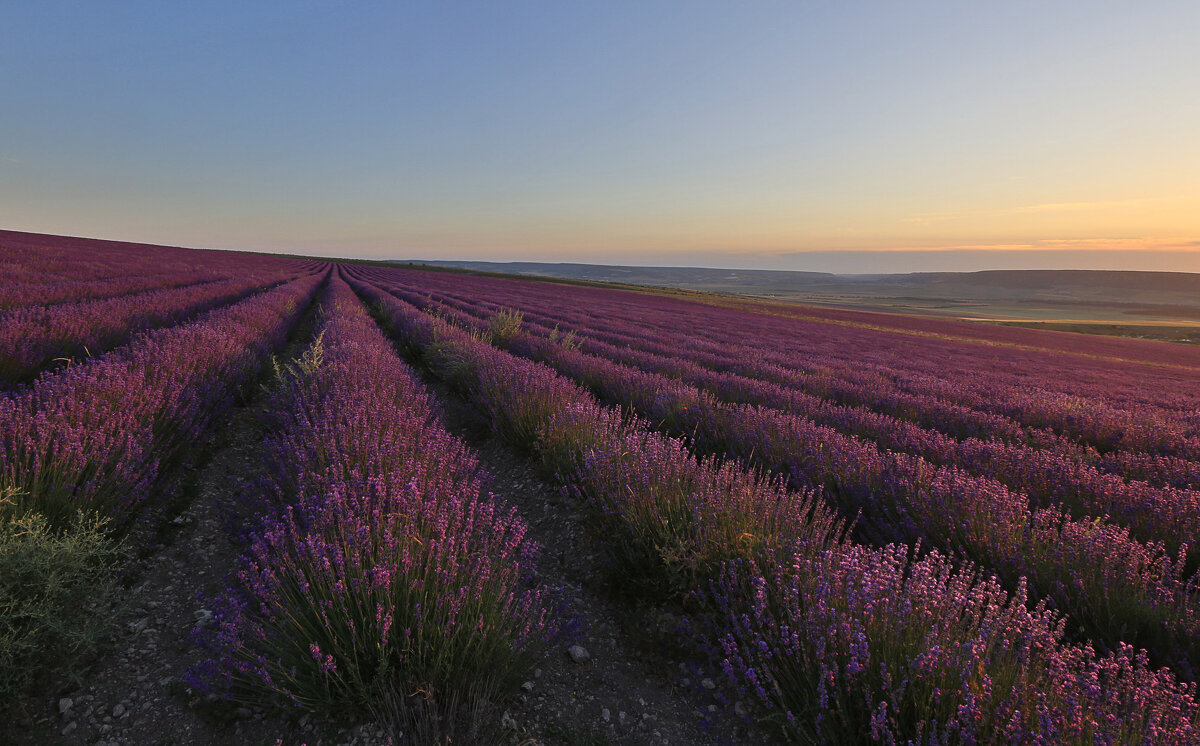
left=567, top=644, right=590, bottom=663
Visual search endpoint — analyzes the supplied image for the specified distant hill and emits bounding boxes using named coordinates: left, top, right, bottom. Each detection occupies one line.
left=407, top=261, right=839, bottom=291
left=406, top=260, right=1200, bottom=343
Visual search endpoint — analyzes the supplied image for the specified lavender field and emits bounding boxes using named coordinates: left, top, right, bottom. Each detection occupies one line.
left=4, top=231, right=1200, bottom=744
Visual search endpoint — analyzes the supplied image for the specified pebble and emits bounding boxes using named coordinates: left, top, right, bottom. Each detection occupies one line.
left=61, top=721, right=77, bottom=736
left=601, top=708, right=610, bottom=722
left=58, top=697, right=73, bottom=717
left=521, top=681, right=534, bottom=692
left=567, top=644, right=590, bottom=664
left=113, top=703, right=126, bottom=718
left=700, top=678, right=716, bottom=690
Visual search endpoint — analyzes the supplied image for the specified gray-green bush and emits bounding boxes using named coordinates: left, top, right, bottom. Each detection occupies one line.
left=0, top=490, right=124, bottom=701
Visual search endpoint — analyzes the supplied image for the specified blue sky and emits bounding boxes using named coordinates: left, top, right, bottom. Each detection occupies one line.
left=3, top=1, right=1199, bottom=272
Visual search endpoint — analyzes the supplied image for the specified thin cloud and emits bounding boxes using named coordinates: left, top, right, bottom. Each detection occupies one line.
left=778, top=237, right=1200, bottom=256
left=1013, top=199, right=1152, bottom=214
left=902, top=198, right=1161, bottom=225
left=1033, top=237, right=1200, bottom=252
left=901, top=212, right=963, bottom=225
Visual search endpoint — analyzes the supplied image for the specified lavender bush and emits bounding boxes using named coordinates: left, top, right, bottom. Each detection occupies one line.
left=0, top=273, right=323, bottom=529
left=191, top=276, right=552, bottom=726
left=0, top=271, right=300, bottom=385
left=709, top=545, right=1199, bottom=743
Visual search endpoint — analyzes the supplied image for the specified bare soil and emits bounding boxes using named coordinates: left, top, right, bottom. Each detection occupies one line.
left=10, top=384, right=393, bottom=746
left=433, top=387, right=776, bottom=746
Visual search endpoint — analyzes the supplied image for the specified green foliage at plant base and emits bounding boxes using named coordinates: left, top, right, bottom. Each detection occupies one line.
left=0, top=490, right=124, bottom=702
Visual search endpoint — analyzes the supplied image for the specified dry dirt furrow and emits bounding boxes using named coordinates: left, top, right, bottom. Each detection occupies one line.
left=13, top=324, right=391, bottom=746
left=17, top=397, right=294, bottom=745
left=431, top=391, right=778, bottom=746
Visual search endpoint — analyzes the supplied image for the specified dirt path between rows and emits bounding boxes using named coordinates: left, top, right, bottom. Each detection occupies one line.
left=18, top=398, right=283, bottom=745
left=12, top=316, right=391, bottom=746
left=432, top=390, right=779, bottom=746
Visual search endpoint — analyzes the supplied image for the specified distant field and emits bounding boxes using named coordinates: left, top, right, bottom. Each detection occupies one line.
left=994, top=320, right=1200, bottom=344
left=781, top=296, right=1200, bottom=344
left=421, top=259, right=1200, bottom=345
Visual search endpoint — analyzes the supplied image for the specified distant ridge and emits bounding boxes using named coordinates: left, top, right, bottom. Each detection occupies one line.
left=405, top=260, right=1200, bottom=338
left=405, top=260, right=838, bottom=288
left=407, top=259, right=1200, bottom=297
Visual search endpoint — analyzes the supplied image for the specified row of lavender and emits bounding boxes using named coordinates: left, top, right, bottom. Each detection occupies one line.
left=348, top=274, right=1200, bottom=743
left=352, top=278, right=1200, bottom=498
left=0, top=271, right=325, bottom=529
left=0, top=260, right=325, bottom=706
left=190, top=274, right=550, bottom=725
left=0, top=270, right=310, bottom=385
left=375, top=275, right=1200, bottom=493
left=0, top=229, right=323, bottom=308
left=356, top=266, right=1200, bottom=458
left=718, top=285, right=1200, bottom=372
left=1, top=270, right=228, bottom=310
left=630, top=288, right=1200, bottom=433
left=393, top=268, right=1200, bottom=461
left=370, top=277, right=1200, bottom=563
left=358, top=276, right=1076, bottom=452
left=359, top=273, right=1200, bottom=677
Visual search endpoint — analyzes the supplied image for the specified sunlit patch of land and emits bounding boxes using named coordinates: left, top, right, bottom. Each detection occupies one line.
left=786, top=298, right=1200, bottom=344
